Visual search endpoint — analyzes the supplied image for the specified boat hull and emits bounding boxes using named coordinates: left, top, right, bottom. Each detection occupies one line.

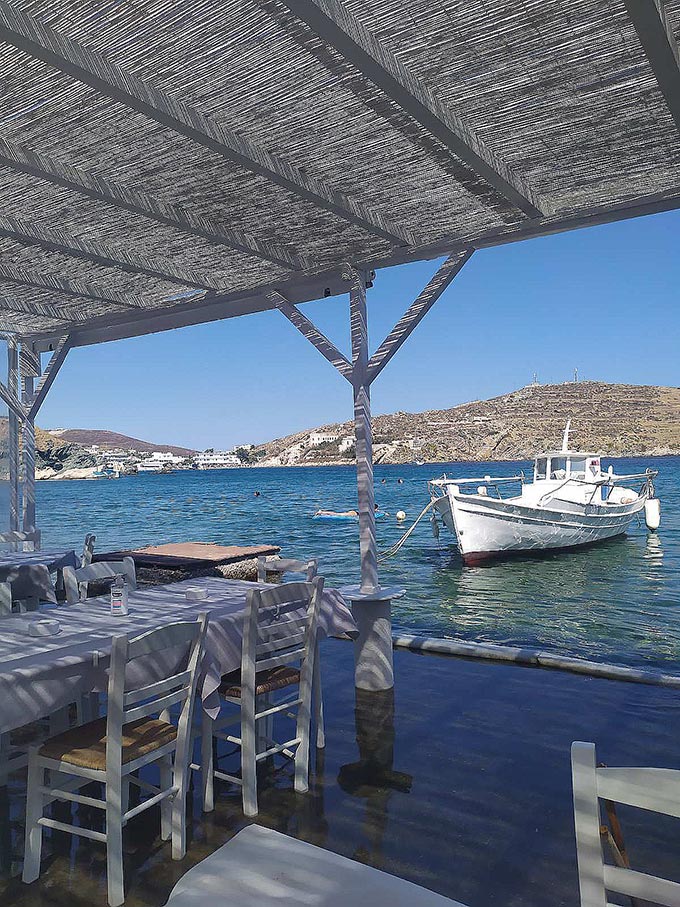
left=434, top=490, right=646, bottom=565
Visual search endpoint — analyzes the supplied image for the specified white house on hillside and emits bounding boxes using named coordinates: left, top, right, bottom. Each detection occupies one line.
left=309, top=431, right=339, bottom=447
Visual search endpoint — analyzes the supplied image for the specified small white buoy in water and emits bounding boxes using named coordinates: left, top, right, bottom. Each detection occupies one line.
left=396, top=510, right=407, bottom=521
left=645, top=498, right=661, bottom=531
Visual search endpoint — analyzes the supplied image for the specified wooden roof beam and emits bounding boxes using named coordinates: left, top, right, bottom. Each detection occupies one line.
left=277, top=0, right=543, bottom=218
left=28, top=334, right=71, bottom=419
left=0, top=2, right=413, bottom=247
left=0, top=294, right=72, bottom=325
left=624, top=0, right=680, bottom=134
left=0, top=215, right=215, bottom=292
left=0, top=139, right=307, bottom=272
left=366, top=249, right=474, bottom=383
left=0, top=261, right=149, bottom=310
left=268, top=289, right=353, bottom=379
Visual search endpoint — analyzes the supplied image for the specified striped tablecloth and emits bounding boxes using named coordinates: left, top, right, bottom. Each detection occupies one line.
left=0, top=577, right=356, bottom=736
left=0, top=548, right=78, bottom=580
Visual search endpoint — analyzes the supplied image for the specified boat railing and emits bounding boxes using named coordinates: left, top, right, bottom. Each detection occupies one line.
left=433, top=474, right=525, bottom=485
left=429, top=473, right=525, bottom=501
left=605, top=469, right=658, bottom=485
left=538, top=468, right=657, bottom=506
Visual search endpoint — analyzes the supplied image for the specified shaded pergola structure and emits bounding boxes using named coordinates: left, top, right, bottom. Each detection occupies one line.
left=0, top=0, right=679, bottom=690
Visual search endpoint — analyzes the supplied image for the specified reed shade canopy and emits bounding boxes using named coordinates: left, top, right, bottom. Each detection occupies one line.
left=0, top=0, right=677, bottom=344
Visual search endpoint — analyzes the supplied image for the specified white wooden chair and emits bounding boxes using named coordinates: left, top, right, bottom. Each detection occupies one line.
left=201, top=578, right=324, bottom=817
left=256, top=555, right=324, bottom=748
left=0, top=564, right=56, bottom=615
left=572, top=741, right=680, bottom=907
left=63, top=556, right=136, bottom=604
left=0, top=528, right=41, bottom=552
left=163, top=824, right=467, bottom=906
left=0, top=567, right=72, bottom=782
left=22, top=613, right=209, bottom=907
left=256, top=556, right=318, bottom=583
left=81, top=533, right=96, bottom=567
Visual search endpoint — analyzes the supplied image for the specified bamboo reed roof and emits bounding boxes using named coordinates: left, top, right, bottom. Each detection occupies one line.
left=0, top=0, right=679, bottom=345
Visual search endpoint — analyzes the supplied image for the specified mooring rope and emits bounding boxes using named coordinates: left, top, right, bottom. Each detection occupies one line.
left=378, top=497, right=440, bottom=561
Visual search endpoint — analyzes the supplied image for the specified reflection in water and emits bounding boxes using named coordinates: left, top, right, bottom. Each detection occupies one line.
left=644, top=533, right=664, bottom=560
left=338, top=689, right=412, bottom=869
left=423, top=523, right=680, bottom=667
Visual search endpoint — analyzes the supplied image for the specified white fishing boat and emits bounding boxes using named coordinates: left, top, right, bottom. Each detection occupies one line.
left=428, top=422, right=660, bottom=565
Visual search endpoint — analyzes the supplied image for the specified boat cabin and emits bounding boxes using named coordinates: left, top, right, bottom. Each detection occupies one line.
left=534, top=451, right=601, bottom=484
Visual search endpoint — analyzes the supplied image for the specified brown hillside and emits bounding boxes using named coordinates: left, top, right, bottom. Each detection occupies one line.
left=48, top=429, right=195, bottom=458
left=255, top=382, right=680, bottom=466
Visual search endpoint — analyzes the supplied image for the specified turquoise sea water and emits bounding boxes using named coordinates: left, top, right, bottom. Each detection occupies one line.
left=24, top=455, right=680, bottom=670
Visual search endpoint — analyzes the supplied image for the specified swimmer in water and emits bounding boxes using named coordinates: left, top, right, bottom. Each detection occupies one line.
left=254, top=491, right=261, bottom=497
left=314, top=504, right=385, bottom=517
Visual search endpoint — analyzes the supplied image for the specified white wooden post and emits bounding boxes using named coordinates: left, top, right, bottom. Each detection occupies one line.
left=7, top=339, right=20, bottom=532
left=20, top=344, right=39, bottom=535
left=349, top=269, right=378, bottom=594
left=272, top=253, right=474, bottom=691
left=346, top=267, right=396, bottom=692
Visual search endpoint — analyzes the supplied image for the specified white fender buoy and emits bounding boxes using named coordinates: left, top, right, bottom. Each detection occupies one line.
left=645, top=498, right=661, bottom=531
left=396, top=510, right=407, bottom=521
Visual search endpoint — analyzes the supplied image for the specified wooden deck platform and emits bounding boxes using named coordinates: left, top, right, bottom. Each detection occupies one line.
left=94, top=542, right=280, bottom=569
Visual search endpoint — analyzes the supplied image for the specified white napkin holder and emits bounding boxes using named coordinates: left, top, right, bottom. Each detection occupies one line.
left=185, top=586, right=208, bottom=602
left=28, top=618, right=61, bottom=637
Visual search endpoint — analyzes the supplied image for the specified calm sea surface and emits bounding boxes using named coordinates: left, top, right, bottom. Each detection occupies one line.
left=24, top=455, right=680, bottom=670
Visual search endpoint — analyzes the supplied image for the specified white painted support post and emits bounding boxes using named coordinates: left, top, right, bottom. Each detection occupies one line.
left=7, top=339, right=20, bottom=532
left=349, top=269, right=378, bottom=595
left=21, top=401, right=36, bottom=534
left=20, top=344, right=38, bottom=536
left=346, top=268, right=398, bottom=692
left=12, top=337, right=70, bottom=542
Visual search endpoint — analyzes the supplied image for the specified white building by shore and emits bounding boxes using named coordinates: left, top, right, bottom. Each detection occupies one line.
left=195, top=450, right=241, bottom=469
left=137, top=451, right=185, bottom=472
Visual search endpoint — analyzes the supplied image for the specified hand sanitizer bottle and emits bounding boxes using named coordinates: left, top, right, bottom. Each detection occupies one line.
left=110, top=574, right=129, bottom=616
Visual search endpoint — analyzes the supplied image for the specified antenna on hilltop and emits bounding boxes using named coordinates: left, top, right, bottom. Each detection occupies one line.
left=573, top=367, right=579, bottom=383
left=532, top=372, right=538, bottom=385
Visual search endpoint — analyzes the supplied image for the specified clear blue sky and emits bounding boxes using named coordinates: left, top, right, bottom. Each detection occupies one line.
left=39, top=209, right=680, bottom=451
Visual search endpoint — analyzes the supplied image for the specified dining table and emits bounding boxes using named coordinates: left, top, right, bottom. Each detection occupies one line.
left=0, top=577, right=358, bottom=739
left=0, top=548, right=79, bottom=581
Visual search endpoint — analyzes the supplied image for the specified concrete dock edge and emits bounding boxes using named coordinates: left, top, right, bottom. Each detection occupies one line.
left=392, top=634, right=680, bottom=688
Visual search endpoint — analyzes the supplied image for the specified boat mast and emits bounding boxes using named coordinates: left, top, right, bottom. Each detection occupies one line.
left=562, top=419, right=571, bottom=453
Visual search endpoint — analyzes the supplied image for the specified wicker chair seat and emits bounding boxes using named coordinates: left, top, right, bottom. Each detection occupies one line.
left=220, top=665, right=300, bottom=698
left=38, top=716, right=177, bottom=770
